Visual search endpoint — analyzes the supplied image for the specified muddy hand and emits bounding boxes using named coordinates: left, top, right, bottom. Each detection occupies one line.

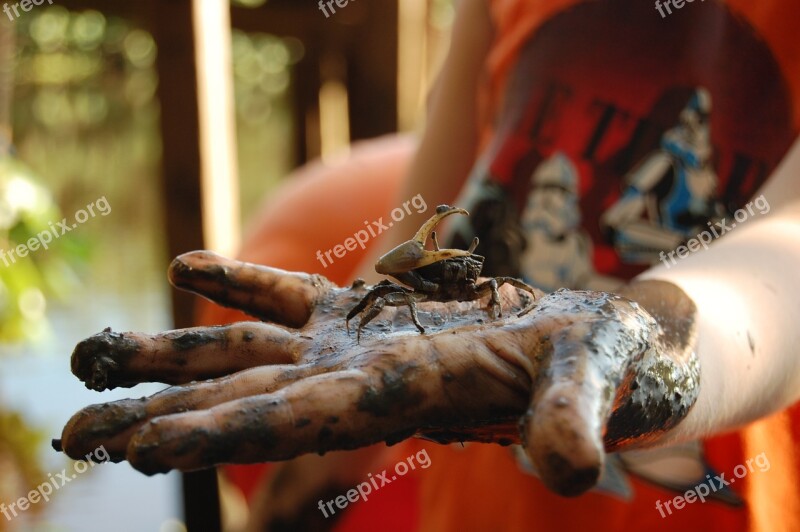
left=57, top=251, right=699, bottom=497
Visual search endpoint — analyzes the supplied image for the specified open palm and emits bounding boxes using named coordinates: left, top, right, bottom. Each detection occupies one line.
left=58, top=250, right=699, bottom=496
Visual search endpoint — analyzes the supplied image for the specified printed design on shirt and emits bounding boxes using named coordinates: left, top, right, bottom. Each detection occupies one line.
left=450, top=0, right=796, bottom=288
left=518, top=152, right=617, bottom=291
left=601, top=88, right=727, bottom=264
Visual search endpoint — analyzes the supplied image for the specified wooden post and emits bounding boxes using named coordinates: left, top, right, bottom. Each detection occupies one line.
left=152, top=0, right=223, bottom=529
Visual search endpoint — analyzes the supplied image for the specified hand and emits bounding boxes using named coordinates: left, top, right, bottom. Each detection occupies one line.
left=57, top=251, right=699, bottom=496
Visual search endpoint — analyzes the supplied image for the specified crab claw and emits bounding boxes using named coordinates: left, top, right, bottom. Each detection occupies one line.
left=375, top=205, right=471, bottom=274
left=412, top=205, right=469, bottom=246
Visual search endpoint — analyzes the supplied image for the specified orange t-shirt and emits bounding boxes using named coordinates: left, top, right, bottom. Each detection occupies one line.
left=200, top=1, right=800, bottom=530
left=410, top=1, right=800, bottom=530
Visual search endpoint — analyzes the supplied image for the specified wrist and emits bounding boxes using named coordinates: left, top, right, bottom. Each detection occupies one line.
left=604, top=280, right=701, bottom=450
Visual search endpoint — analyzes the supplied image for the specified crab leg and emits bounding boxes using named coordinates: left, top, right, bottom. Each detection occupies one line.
left=345, top=281, right=402, bottom=332
left=349, top=290, right=426, bottom=341
left=472, top=277, right=538, bottom=319
left=384, top=292, right=426, bottom=334
left=354, top=298, right=386, bottom=342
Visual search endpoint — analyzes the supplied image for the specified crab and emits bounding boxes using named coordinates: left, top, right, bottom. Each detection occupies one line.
left=346, top=205, right=537, bottom=340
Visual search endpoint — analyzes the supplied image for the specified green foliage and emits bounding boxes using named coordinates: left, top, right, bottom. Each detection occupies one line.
left=0, top=153, right=80, bottom=342
left=9, top=6, right=165, bottom=338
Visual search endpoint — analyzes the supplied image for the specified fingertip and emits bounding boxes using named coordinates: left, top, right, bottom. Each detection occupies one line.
left=529, top=448, right=600, bottom=497
left=70, top=330, right=142, bottom=391
left=173, top=250, right=224, bottom=265
left=168, top=251, right=208, bottom=285
left=522, top=388, right=604, bottom=496
left=60, top=400, right=147, bottom=462
left=167, top=256, right=191, bottom=286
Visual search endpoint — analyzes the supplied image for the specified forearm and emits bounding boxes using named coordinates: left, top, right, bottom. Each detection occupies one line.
left=635, top=146, right=800, bottom=441
left=641, top=216, right=800, bottom=441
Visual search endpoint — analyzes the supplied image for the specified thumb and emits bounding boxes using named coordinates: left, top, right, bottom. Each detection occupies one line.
left=518, top=291, right=653, bottom=496
left=521, top=328, right=611, bottom=496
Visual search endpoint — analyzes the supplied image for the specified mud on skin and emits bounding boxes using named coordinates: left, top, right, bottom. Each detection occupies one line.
left=169, top=252, right=330, bottom=328
left=516, top=287, right=700, bottom=495
left=356, top=363, right=424, bottom=417
left=606, top=280, right=700, bottom=449
left=56, top=397, right=149, bottom=461
left=71, top=329, right=141, bottom=391
left=58, top=249, right=702, bottom=499
left=165, top=327, right=229, bottom=351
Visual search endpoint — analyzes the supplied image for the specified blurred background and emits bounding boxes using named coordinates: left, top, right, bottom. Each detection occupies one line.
left=0, top=0, right=454, bottom=530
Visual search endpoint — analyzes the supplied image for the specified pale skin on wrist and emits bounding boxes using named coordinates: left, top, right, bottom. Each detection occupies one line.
left=639, top=136, right=800, bottom=444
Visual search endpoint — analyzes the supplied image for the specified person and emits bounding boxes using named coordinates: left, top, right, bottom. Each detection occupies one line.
left=58, top=0, right=800, bottom=530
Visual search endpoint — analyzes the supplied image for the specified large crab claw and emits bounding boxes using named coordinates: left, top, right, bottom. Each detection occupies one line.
left=375, top=205, right=472, bottom=274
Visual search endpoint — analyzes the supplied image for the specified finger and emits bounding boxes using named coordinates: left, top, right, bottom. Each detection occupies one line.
left=72, top=322, right=306, bottom=391
left=169, top=251, right=333, bottom=328
left=127, top=335, right=530, bottom=475
left=127, top=370, right=379, bottom=474
left=520, top=291, right=653, bottom=497
left=58, top=364, right=322, bottom=461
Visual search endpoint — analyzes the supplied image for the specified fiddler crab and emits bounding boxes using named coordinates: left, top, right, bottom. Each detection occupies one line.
left=346, top=205, right=537, bottom=341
